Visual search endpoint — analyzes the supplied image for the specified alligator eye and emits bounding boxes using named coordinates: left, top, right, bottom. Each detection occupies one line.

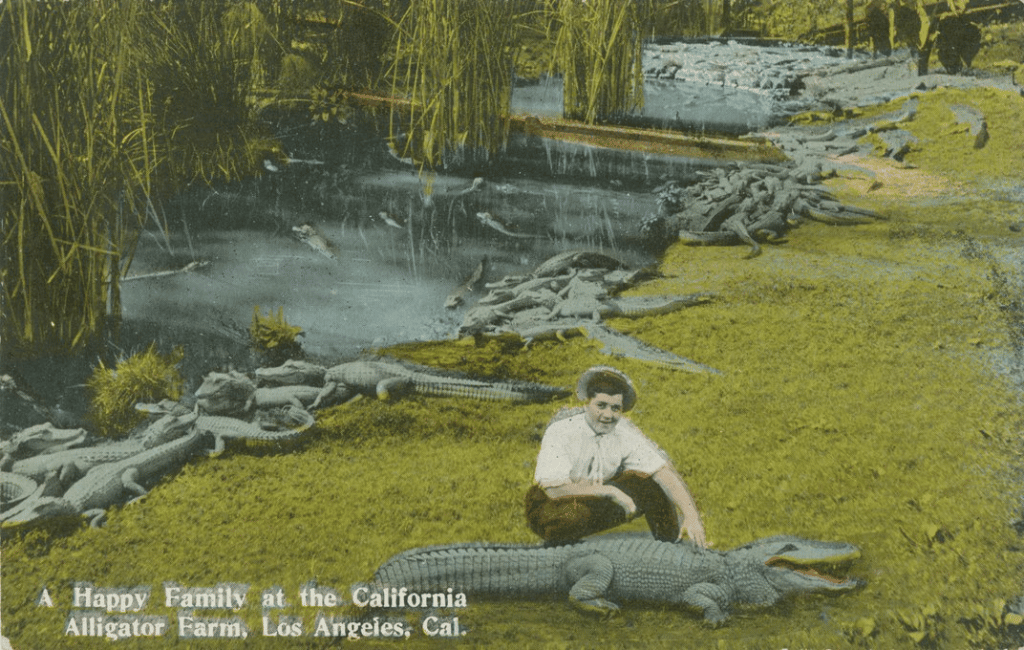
left=775, top=543, right=798, bottom=554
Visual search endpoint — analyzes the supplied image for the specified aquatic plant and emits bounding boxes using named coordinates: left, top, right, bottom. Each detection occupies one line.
left=250, top=305, right=304, bottom=361
left=547, top=0, right=650, bottom=124
left=87, top=345, right=185, bottom=439
left=387, top=0, right=519, bottom=170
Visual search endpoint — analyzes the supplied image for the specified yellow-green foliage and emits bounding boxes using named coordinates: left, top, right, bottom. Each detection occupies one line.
left=549, top=0, right=649, bottom=123
left=250, top=305, right=303, bottom=353
left=87, top=345, right=184, bottom=438
left=0, top=0, right=279, bottom=355
left=3, top=88, right=1024, bottom=649
left=388, top=0, right=517, bottom=169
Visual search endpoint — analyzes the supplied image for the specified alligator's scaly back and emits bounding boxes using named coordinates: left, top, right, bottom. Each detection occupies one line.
left=375, top=541, right=581, bottom=599
left=372, top=533, right=862, bottom=623
left=324, top=360, right=569, bottom=403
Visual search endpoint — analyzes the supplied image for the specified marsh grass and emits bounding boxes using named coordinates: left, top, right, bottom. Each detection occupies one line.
left=388, top=0, right=520, bottom=170
left=0, top=1, right=156, bottom=353
left=548, top=0, right=650, bottom=124
left=0, top=0, right=277, bottom=356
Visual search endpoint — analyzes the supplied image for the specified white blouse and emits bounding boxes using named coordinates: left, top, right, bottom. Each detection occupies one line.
left=533, top=413, right=668, bottom=486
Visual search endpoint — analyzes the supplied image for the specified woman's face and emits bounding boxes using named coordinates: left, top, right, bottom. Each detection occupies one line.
left=584, top=392, right=623, bottom=435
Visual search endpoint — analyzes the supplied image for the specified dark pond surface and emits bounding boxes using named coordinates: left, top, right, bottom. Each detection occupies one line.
left=118, top=39, right=864, bottom=367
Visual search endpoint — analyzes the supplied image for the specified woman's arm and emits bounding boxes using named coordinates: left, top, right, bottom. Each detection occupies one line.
left=652, top=465, right=708, bottom=548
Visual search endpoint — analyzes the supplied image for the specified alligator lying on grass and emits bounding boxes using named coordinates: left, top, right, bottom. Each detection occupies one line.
left=254, top=358, right=570, bottom=404
left=320, top=360, right=569, bottom=403
left=374, top=533, right=862, bottom=623
left=2, top=421, right=209, bottom=528
left=455, top=251, right=719, bottom=373
left=4, top=412, right=199, bottom=482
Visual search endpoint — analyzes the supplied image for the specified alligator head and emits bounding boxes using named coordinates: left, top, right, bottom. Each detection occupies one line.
left=734, top=535, right=863, bottom=598
left=254, top=360, right=326, bottom=387
left=194, top=371, right=256, bottom=415
left=0, top=423, right=89, bottom=459
left=141, top=411, right=200, bottom=449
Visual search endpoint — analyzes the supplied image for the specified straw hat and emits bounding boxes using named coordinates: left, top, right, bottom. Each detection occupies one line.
left=575, top=366, right=637, bottom=412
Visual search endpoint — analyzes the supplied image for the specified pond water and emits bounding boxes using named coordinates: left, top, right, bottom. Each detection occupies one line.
left=122, top=163, right=671, bottom=366
left=120, top=39, right=858, bottom=367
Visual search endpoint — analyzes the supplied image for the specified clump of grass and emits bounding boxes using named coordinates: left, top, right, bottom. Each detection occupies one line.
left=250, top=305, right=303, bottom=364
left=87, top=345, right=184, bottom=438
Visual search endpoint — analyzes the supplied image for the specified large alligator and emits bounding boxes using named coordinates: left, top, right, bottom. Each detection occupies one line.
left=320, top=360, right=569, bottom=403
left=373, top=533, right=862, bottom=623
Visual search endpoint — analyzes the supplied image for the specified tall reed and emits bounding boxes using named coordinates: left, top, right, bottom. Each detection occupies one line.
left=548, top=0, right=651, bottom=124
left=1, top=1, right=157, bottom=353
left=388, top=0, right=520, bottom=170
left=1, top=0, right=277, bottom=355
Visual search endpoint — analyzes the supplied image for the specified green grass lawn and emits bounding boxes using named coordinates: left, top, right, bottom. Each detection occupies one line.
left=3, top=87, right=1023, bottom=649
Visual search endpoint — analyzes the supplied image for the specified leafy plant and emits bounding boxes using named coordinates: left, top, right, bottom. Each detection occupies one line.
left=87, top=345, right=185, bottom=438
left=250, top=305, right=303, bottom=360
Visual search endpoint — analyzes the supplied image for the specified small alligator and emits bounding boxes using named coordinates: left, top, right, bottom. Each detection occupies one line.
left=2, top=422, right=210, bottom=528
left=529, top=250, right=629, bottom=279
left=196, top=407, right=314, bottom=455
left=293, top=223, right=336, bottom=260
left=7, top=412, right=199, bottom=483
left=475, top=212, right=544, bottom=239
left=445, top=257, right=488, bottom=309
left=195, top=371, right=349, bottom=415
left=321, top=359, right=569, bottom=403
left=373, top=533, right=862, bottom=623
left=586, top=323, right=721, bottom=375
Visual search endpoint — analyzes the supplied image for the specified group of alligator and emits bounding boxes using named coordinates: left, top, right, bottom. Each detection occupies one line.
left=452, top=250, right=722, bottom=374
left=0, top=358, right=571, bottom=529
left=1, top=348, right=866, bottom=622
left=640, top=159, right=884, bottom=257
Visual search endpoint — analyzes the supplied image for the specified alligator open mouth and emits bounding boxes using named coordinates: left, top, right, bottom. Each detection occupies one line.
left=765, top=555, right=863, bottom=588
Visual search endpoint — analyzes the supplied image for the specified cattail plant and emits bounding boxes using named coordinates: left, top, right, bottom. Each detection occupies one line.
left=0, top=1, right=157, bottom=353
left=0, top=0, right=277, bottom=355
